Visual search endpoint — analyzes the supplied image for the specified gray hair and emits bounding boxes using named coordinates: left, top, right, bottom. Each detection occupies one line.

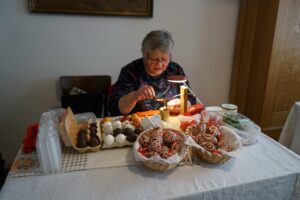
left=141, top=30, right=174, bottom=55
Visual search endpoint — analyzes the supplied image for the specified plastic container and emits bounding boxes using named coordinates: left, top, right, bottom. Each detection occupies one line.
left=222, top=112, right=260, bottom=145
left=178, top=114, right=201, bottom=131
left=36, top=108, right=64, bottom=174
left=202, top=107, right=223, bottom=125
left=75, top=112, right=96, bottom=124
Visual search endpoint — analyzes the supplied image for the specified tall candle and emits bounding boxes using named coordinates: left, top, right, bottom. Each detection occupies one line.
left=180, top=85, right=188, bottom=114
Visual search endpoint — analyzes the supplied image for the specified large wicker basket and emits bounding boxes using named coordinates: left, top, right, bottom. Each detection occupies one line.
left=133, top=127, right=189, bottom=172
left=187, top=124, right=242, bottom=164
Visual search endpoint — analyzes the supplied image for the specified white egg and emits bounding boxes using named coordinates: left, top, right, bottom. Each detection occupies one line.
left=116, top=134, right=126, bottom=144
left=102, top=121, right=112, bottom=130
left=104, top=126, right=113, bottom=135
left=112, top=121, right=122, bottom=130
left=104, top=135, right=115, bottom=145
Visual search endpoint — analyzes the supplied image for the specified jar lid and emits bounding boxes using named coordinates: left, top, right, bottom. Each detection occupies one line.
left=206, top=106, right=222, bottom=112
left=221, top=103, right=238, bottom=110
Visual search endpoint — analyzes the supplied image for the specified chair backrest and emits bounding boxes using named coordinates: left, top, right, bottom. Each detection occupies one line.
left=60, top=75, right=111, bottom=96
left=59, top=75, right=111, bottom=117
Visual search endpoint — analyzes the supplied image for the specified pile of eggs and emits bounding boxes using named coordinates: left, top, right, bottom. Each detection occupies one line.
left=187, top=122, right=231, bottom=154
left=137, top=127, right=184, bottom=159
left=76, top=123, right=101, bottom=148
left=101, top=115, right=144, bottom=146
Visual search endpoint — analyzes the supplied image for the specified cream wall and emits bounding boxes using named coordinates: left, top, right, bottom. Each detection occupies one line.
left=0, top=0, right=239, bottom=167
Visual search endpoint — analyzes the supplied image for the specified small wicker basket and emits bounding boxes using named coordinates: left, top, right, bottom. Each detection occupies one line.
left=187, top=124, right=242, bottom=164
left=134, top=127, right=188, bottom=172
left=191, top=146, right=230, bottom=164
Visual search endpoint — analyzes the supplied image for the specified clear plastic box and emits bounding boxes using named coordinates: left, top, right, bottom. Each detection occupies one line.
left=178, top=114, right=201, bottom=131
left=75, top=112, right=96, bottom=124
left=36, top=108, right=64, bottom=174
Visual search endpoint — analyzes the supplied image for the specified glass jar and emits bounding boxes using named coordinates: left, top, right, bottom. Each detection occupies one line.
left=221, top=103, right=238, bottom=114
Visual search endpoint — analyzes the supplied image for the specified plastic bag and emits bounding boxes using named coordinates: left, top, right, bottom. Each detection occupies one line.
left=222, top=113, right=260, bottom=145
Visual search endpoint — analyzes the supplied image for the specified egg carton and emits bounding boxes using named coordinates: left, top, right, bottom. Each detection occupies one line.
left=66, top=119, right=102, bottom=153
left=100, top=116, right=144, bottom=149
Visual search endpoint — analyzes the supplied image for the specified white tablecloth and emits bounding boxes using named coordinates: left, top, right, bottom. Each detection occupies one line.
left=1, top=134, right=300, bottom=200
left=279, top=101, right=300, bottom=155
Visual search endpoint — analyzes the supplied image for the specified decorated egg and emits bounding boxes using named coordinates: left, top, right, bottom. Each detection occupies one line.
left=160, top=145, right=170, bottom=159
left=112, top=120, right=122, bottom=130
left=102, top=121, right=112, bottom=130
left=89, top=136, right=100, bottom=147
left=150, top=127, right=163, bottom=140
left=145, top=151, right=159, bottom=158
left=147, top=139, right=162, bottom=152
left=103, top=125, right=113, bottom=135
left=122, top=120, right=131, bottom=127
left=116, top=134, right=126, bottom=144
left=139, top=134, right=150, bottom=147
left=134, top=126, right=144, bottom=135
left=163, top=130, right=178, bottom=144
left=123, top=122, right=135, bottom=130
left=101, top=117, right=111, bottom=124
left=201, top=141, right=215, bottom=151
left=126, top=132, right=137, bottom=142
left=104, top=134, right=114, bottom=145
left=196, top=134, right=205, bottom=144
left=113, top=128, right=122, bottom=136
left=120, top=115, right=130, bottom=122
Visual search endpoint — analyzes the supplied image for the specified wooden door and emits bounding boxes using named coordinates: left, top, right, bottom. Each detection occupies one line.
left=230, top=0, right=300, bottom=140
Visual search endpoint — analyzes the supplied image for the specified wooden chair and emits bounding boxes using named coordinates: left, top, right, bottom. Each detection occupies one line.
left=59, top=75, right=111, bottom=117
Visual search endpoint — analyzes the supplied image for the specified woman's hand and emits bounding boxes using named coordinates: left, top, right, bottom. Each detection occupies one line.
left=132, top=85, right=155, bottom=102
left=118, top=85, right=155, bottom=115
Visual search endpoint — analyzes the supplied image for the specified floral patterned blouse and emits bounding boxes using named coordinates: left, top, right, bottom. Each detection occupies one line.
left=109, top=58, right=195, bottom=116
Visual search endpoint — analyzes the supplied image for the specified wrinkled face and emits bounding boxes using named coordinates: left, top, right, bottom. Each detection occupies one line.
left=143, top=50, right=171, bottom=77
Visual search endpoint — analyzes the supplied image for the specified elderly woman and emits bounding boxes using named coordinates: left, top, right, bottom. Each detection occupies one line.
left=109, top=30, right=195, bottom=116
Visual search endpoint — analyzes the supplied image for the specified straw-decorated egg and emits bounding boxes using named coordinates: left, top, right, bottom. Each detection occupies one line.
left=163, top=130, right=178, bottom=144
left=139, top=134, right=150, bottom=147
left=201, top=141, right=215, bottom=151
left=160, top=145, right=170, bottom=159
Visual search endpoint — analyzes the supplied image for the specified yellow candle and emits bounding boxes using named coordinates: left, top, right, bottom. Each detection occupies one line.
left=180, top=85, right=188, bottom=114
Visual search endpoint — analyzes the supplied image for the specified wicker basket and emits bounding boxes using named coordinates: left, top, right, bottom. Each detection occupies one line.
left=191, top=147, right=230, bottom=164
left=134, top=127, right=188, bottom=172
left=143, top=160, right=178, bottom=172
left=187, top=124, right=242, bottom=164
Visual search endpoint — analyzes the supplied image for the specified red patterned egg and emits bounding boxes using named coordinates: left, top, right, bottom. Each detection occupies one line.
left=163, top=130, right=178, bottom=144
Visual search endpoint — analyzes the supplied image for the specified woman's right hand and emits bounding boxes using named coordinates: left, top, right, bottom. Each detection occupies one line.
left=132, top=85, right=155, bottom=102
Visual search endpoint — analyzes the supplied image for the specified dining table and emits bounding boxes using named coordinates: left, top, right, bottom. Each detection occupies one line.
left=279, top=101, right=300, bottom=155
left=1, top=129, right=300, bottom=200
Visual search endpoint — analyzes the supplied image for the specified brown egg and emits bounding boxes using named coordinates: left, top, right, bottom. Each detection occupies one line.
left=89, top=136, right=100, bottom=147
left=76, top=137, right=88, bottom=148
